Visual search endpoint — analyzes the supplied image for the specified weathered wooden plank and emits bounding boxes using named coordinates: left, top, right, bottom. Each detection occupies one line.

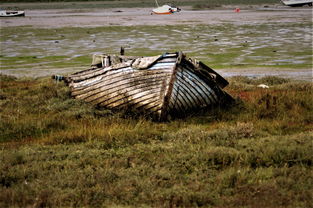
left=70, top=61, right=133, bottom=82
left=74, top=70, right=172, bottom=99
left=173, top=77, right=199, bottom=109
left=157, top=58, right=177, bottom=63
left=172, top=84, right=193, bottom=110
left=198, top=61, right=229, bottom=89
left=130, top=96, right=162, bottom=111
left=72, top=68, right=173, bottom=95
left=172, top=84, right=195, bottom=112
left=70, top=67, right=133, bottom=88
left=179, top=67, right=216, bottom=105
left=145, top=102, right=163, bottom=113
left=70, top=67, right=109, bottom=82
left=159, top=52, right=184, bottom=120
left=149, top=62, right=176, bottom=70
left=90, top=81, right=166, bottom=106
left=177, top=72, right=211, bottom=107
left=99, top=87, right=163, bottom=109
left=112, top=79, right=169, bottom=109
left=86, top=80, right=163, bottom=104
left=182, top=65, right=218, bottom=103
left=70, top=67, right=100, bottom=76
left=181, top=60, right=216, bottom=86
left=185, top=70, right=218, bottom=103
left=168, top=69, right=218, bottom=116
left=176, top=76, right=203, bottom=108
left=181, top=61, right=220, bottom=101
left=69, top=57, right=136, bottom=80
left=70, top=74, right=106, bottom=89
left=70, top=62, right=175, bottom=89
left=135, top=102, right=163, bottom=119
left=72, top=69, right=170, bottom=96
left=77, top=78, right=166, bottom=102
left=168, top=86, right=185, bottom=113
left=176, top=68, right=207, bottom=106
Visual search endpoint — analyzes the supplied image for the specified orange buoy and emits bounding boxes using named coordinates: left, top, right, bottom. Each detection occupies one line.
left=234, top=8, right=240, bottom=12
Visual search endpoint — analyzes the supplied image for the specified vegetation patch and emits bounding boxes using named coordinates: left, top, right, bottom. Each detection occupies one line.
left=0, top=74, right=312, bottom=207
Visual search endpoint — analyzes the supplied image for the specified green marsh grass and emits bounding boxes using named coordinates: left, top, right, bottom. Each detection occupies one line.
left=0, top=74, right=312, bottom=207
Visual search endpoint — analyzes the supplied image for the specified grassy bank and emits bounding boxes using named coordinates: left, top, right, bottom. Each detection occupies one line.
left=0, top=74, right=312, bottom=207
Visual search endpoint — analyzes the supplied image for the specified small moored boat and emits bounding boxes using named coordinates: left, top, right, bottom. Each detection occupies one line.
left=151, top=0, right=181, bottom=14
left=0, top=9, right=25, bottom=17
left=280, top=0, right=313, bottom=6
left=62, top=52, right=233, bottom=121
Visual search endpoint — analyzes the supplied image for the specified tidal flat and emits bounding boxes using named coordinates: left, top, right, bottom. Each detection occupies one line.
left=1, top=22, right=312, bottom=79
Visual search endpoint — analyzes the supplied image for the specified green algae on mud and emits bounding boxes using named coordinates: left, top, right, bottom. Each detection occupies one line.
left=1, top=22, right=312, bottom=78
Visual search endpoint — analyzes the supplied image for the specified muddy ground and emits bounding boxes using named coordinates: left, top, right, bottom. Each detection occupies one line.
left=0, top=6, right=312, bottom=80
left=1, top=6, right=312, bottom=28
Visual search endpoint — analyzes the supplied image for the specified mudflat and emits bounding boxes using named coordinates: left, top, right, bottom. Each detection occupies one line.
left=1, top=5, right=312, bottom=80
left=1, top=7, right=312, bottom=28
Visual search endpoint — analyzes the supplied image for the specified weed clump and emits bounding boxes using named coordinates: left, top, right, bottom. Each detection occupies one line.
left=257, top=76, right=290, bottom=85
left=0, top=74, right=17, bottom=82
left=230, top=75, right=290, bottom=86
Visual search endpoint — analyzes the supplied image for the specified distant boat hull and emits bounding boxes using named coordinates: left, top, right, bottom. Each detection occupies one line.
left=65, top=52, right=233, bottom=121
left=152, top=5, right=181, bottom=15
left=0, top=10, right=25, bottom=17
left=281, top=0, right=313, bottom=6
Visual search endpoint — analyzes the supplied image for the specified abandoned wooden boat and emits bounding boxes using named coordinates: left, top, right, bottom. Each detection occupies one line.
left=64, top=52, right=233, bottom=121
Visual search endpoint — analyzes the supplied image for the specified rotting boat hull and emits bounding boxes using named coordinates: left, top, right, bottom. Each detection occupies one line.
left=65, top=52, right=233, bottom=121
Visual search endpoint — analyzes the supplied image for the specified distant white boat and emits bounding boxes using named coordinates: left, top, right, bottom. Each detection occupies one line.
left=281, top=0, right=313, bottom=6
left=151, top=0, right=181, bottom=15
left=0, top=9, right=25, bottom=17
